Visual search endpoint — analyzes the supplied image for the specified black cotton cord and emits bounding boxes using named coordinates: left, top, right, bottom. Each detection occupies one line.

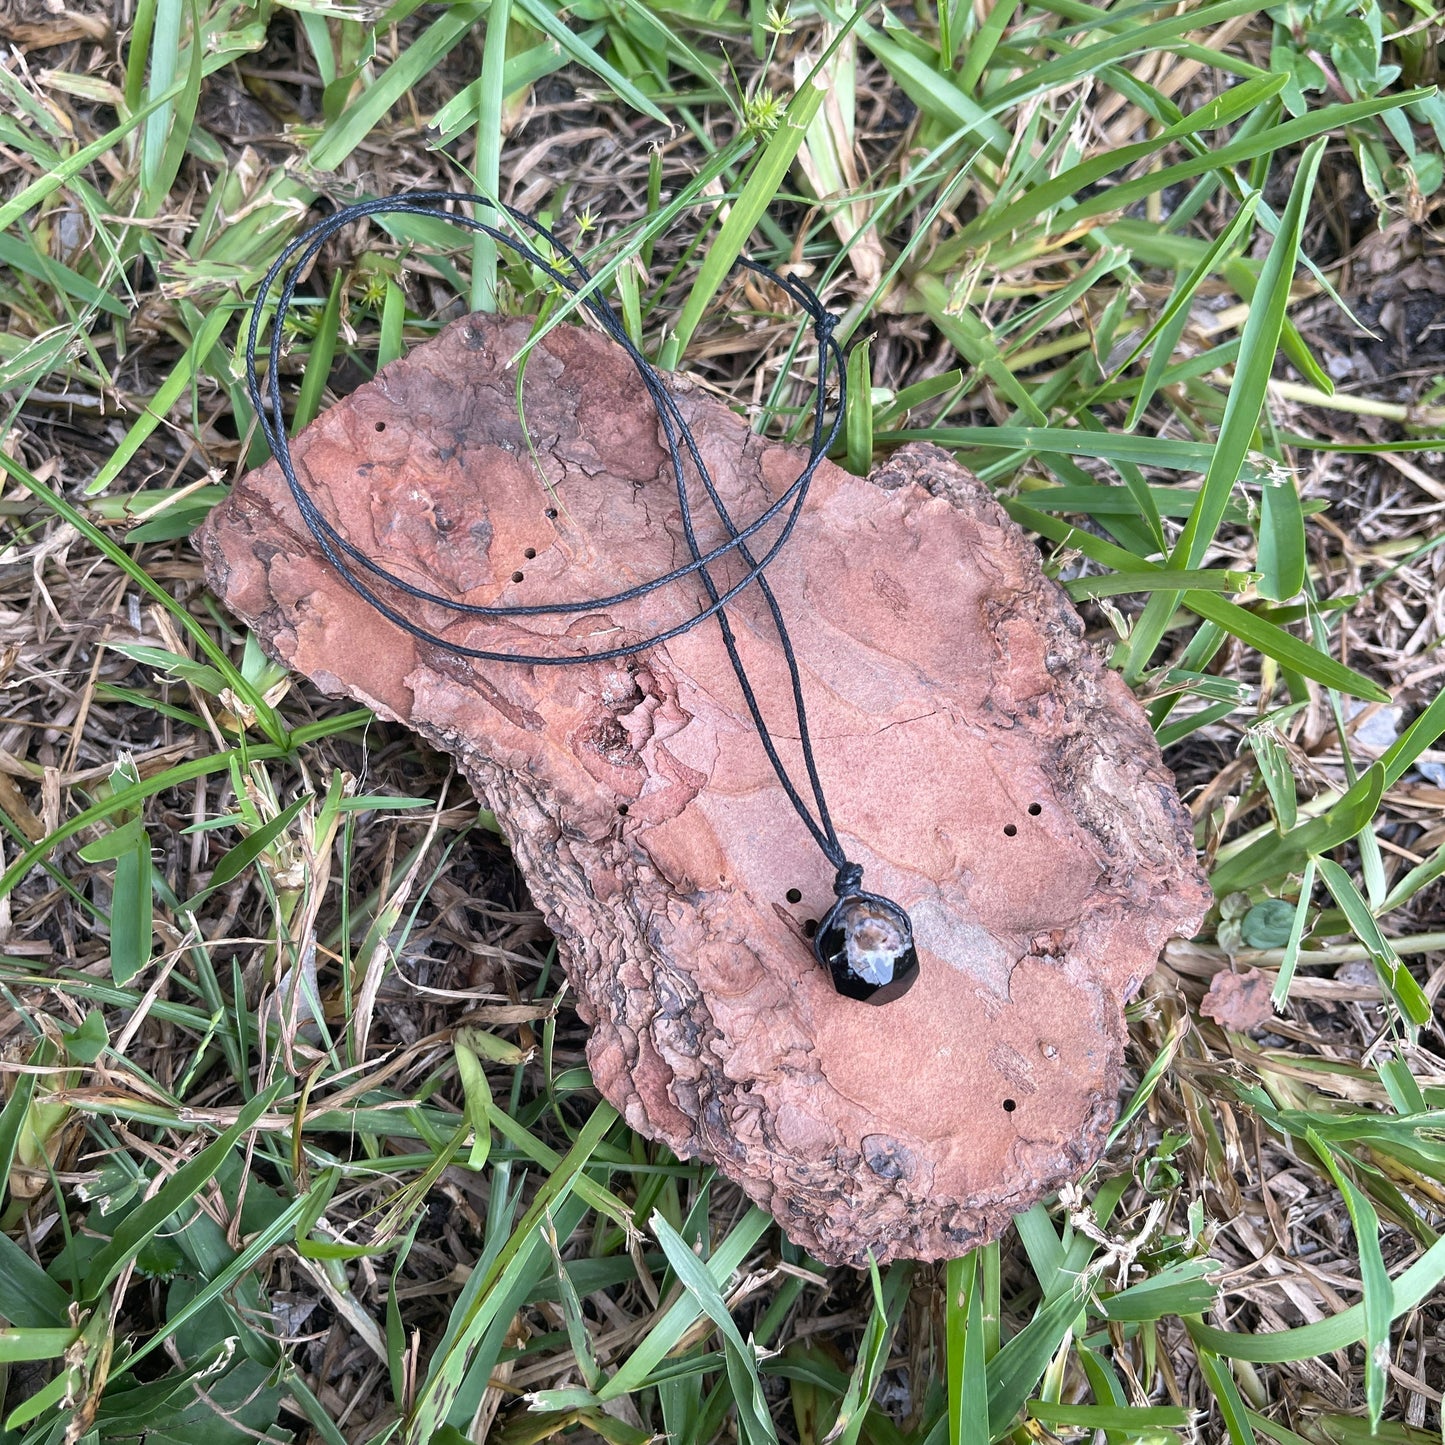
left=244, top=191, right=868, bottom=903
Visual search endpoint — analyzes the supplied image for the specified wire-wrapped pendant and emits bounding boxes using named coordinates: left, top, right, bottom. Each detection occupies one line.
left=814, top=892, right=919, bottom=1004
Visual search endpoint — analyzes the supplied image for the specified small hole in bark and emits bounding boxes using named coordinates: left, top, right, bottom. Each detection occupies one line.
left=545, top=507, right=558, bottom=519
left=803, top=918, right=819, bottom=939
left=1028, top=802, right=1042, bottom=816
left=617, top=803, right=629, bottom=816
left=786, top=888, right=802, bottom=904
left=511, top=570, right=524, bottom=583
left=374, top=421, right=386, bottom=432
left=523, top=547, right=536, bottom=559
left=1003, top=823, right=1017, bottom=836
left=1003, top=1098, right=1017, bottom=1112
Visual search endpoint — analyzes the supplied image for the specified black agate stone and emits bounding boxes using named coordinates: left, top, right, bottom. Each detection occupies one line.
left=814, top=893, right=920, bottom=1004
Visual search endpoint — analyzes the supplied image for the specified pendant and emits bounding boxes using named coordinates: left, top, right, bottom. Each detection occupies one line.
left=814, top=892, right=920, bottom=1004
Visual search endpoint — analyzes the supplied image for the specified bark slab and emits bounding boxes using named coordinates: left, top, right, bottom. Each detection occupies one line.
left=199, top=312, right=1211, bottom=1265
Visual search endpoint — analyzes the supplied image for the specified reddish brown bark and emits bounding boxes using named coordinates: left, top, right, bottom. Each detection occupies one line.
left=199, top=313, right=1210, bottom=1265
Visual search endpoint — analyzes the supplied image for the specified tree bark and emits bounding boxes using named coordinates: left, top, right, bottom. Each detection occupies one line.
left=199, top=312, right=1210, bottom=1266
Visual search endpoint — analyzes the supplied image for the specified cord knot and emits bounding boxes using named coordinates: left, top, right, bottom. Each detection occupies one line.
left=833, top=861, right=864, bottom=897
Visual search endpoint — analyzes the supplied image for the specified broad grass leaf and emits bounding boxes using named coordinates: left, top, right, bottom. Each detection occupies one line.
left=1196, top=1347, right=1259, bottom=1444
left=512, top=0, right=668, bottom=125
left=141, top=0, right=203, bottom=215
left=651, top=1210, right=777, bottom=1445
left=0, top=1232, right=70, bottom=1329
left=945, top=1252, right=989, bottom=1445
left=108, top=820, right=154, bottom=984
left=954, top=92, right=1427, bottom=252
left=1315, top=856, right=1432, bottom=1027
left=1187, top=1233, right=1445, bottom=1362
left=1212, top=764, right=1384, bottom=895
left=0, top=743, right=293, bottom=909
left=469, top=0, right=511, bottom=312
left=0, top=1042, right=42, bottom=1206
left=599, top=1206, right=772, bottom=1399
left=1379, top=685, right=1445, bottom=786
left=1014, top=1205, right=1063, bottom=1293
left=882, top=425, right=1217, bottom=472
left=2, top=1347, right=79, bottom=1429
left=844, top=338, right=873, bottom=475
left=1380, top=841, right=1445, bottom=913
left=3, top=455, right=286, bottom=743
left=1310, top=1132, right=1392, bottom=1428
left=0, top=79, right=186, bottom=234
left=307, top=5, right=489, bottom=172
left=986, top=1283, right=1082, bottom=1435
left=857, top=19, right=1010, bottom=156
left=669, top=71, right=828, bottom=358
left=0, top=231, right=128, bottom=317
left=1248, top=726, right=1299, bottom=830
left=1030, top=1402, right=1191, bottom=1432
left=182, top=792, right=311, bottom=912
left=1098, top=1260, right=1221, bottom=1321
left=1176, top=137, right=1326, bottom=571
left=1183, top=592, right=1388, bottom=701
left=292, top=269, right=344, bottom=433
left=1257, top=472, right=1307, bottom=601
left=453, top=1032, right=494, bottom=1173
left=824, top=1259, right=910, bottom=1445
left=409, top=1104, right=617, bottom=1435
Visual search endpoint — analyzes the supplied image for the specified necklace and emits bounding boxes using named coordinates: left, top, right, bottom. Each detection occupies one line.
left=245, top=191, right=918, bottom=1004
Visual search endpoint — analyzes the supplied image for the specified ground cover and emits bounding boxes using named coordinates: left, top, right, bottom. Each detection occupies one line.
left=1, top=1, right=1444, bottom=1441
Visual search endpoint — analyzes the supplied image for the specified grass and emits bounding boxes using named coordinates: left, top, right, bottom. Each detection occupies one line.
left=1, top=0, right=1444, bottom=1441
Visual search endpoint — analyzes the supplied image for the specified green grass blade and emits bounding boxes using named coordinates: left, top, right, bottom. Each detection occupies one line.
left=293, top=269, right=345, bottom=433
left=652, top=1211, right=777, bottom=1445
left=141, top=0, right=203, bottom=215
left=1271, top=858, right=1315, bottom=1009
left=856, top=20, right=1011, bottom=157
left=1311, top=1132, right=1391, bottom=1428
left=0, top=1232, right=69, bottom=1330
left=87, top=303, right=233, bottom=494
left=946, top=1252, right=989, bottom=1445
left=1, top=453, right=288, bottom=742
left=1188, top=1230, right=1445, bottom=1363
left=512, top=0, right=668, bottom=124
left=0, top=743, right=288, bottom=904
left=1315, top=857, right=1432, bottom=1027
left=599, top=1207, right=772, bottom=1399
left=1257, top=470, right=1307, bottom=602
left=139, top=0, right=183, bottom=203
left=1211, top=764, right=1384, bottom=896
left=668, top=81, right=829, bottom=360
left=307, top=5, right=487, bottom=172
left=1175, top=139, right=1326, bottom=569
left=1183, top=591, right=1388, bottom=701
left=1378, top=685, right=1445, bottom=786
left=954, top=93, right=1427, bottom=252
left=987, top=1284, right=1082, bottom=1435
left=0, top=1328, right=79, bottom=1364
left=1196, top=1347, right=1258, bottom=1444
left=80, top=1082, right=285, bottom=1302
left=471, top=0, right=512, bottom=313
left=408, top=1101, right=618, bottom=1433
left=0, top=80, right=187, bottom=234
left=845, top=338, right=873, bottom=474
left=107, top=818, right=155, bottom=986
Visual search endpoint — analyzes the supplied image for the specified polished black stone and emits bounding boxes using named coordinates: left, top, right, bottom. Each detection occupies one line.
left=814, top=893, right=920, bottom=1004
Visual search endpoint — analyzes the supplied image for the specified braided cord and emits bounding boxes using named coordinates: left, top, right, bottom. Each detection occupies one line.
left=245, top=192, right=860, bottom=889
